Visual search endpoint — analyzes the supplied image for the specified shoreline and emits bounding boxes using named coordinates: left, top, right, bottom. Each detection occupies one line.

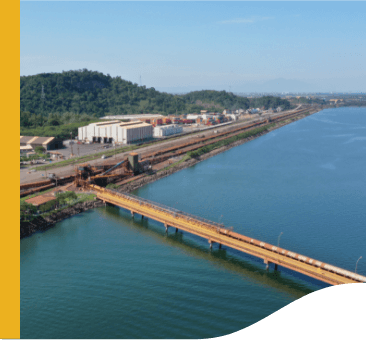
left=119, top=108, right=320, bottom=193
left=21, top=107, right=320, bottom=239
left=20, top=200, right=104, bottom=239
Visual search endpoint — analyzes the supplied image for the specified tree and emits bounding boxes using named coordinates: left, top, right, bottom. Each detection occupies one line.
left=39, top=200, right=56, bottom=212
left=56, top=192, right=67, bottom=206
left=34, top=146, right=45, bottom=153
left=66, top=191, right=77, bottom=200
left=56, top=191, right=77, bottom=206
left=20, top=201, right=37, bottom=221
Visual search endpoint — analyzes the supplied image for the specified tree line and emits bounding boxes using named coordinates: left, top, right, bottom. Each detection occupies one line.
left=21, top=69, right=291, bottom=123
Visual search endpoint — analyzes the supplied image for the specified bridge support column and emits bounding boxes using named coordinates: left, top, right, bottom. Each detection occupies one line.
left=141, top=215, right=144, bottom=220
left=209, top=240, right=213, bottom=249
left=164, top=223, right=169, bottom=233
left=219, top=244, right=222, bottom=249
left=175, top=228, right=178, bottom=233
left=274, top=264, right=278, bottom=271
left=264, top=259, right=269, bottom=271
left=131, top=211, right=135, bottom=218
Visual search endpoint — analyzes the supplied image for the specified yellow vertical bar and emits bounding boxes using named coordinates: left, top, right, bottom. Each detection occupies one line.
left=0, top=1, right=20, bottom=338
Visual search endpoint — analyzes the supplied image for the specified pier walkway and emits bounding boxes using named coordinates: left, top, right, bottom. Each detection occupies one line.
left=90, top=184, right=366, bottom=286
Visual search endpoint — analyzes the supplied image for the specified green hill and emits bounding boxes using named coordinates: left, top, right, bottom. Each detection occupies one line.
left=20, top=69, right=291, bottom=129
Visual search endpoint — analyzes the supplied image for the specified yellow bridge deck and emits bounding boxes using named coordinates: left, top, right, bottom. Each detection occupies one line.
left=90, top=184, right=366, bottom=286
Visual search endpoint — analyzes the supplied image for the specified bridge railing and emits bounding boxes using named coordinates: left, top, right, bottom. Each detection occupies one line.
left=101, top=187, right=226, bottom=231
left=92, top=184, right=367, bottom=284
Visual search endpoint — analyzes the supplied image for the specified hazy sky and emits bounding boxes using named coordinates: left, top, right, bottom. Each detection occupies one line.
left=20, top=1, right=366, bottom=93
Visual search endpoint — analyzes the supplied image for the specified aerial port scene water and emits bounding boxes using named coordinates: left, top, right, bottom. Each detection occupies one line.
left=9, top=1, right=367, bottom=339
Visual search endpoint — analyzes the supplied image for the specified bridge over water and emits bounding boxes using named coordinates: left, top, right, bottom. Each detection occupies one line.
left=90, top=184, right=366, bottom=286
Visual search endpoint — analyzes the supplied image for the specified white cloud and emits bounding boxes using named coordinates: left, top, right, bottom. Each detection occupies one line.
left=219, top=17, right=272, bottom=24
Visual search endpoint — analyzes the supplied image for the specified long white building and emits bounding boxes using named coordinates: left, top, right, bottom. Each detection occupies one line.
left=153, top=124, right=183, bottom=138
left=78, top=120, right=153, bottom=144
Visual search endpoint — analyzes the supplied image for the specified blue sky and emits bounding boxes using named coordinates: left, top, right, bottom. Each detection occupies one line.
left=20, top=1, right=366, bottom=93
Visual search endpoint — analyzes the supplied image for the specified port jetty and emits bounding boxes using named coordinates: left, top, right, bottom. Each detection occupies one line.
left=20, top=104, right=367, bottom=287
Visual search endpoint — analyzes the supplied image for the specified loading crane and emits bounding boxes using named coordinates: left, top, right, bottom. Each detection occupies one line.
left=74, top=153, right=152, bottom=188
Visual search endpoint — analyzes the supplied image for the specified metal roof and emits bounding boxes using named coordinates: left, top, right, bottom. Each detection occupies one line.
left=120, top=122, right=151, bottom=129
left=20, top=136, right=57, bottom=145
left=20, top=136, right=35, bottom=144
left=92, top=120, right=121, bottom=126
left=20, top=145, right=33, bottom=150
left=42, top=137, right=55, bottom=145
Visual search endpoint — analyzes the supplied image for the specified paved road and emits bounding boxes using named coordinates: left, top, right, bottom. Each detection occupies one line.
left=20, top=107, right=306, bottom=185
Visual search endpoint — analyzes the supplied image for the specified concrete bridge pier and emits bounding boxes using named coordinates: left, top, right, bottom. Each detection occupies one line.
left=131, top=211, right=135, bottom=218
left=141, top=215, right=144, bottom=220
left=264, top=259, right=269, bottom=271
left=164, top=223, right=169, bottom=233
left=209, top=240, right=213, bottom=249
left=219, top=244, right=222, bottom=249
left=274, top=264, right=278, bottom=271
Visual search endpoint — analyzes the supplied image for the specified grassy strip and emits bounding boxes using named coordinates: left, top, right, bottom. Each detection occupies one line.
left=158, top=155, right=191, bottom=172
left=187, top=123, right=276, bottom=159
left=76, top=193, right=97, bottom=202
left=158, top=123, right=277, bottom=171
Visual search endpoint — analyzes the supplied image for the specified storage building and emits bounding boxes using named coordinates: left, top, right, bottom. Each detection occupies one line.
left=78, top=120, right=153, bottom=144
left=153, top=124, right=183, bottom=138
left=187, top=114, right=200, bottom=120
left=20, top=136, right=63, bottom=150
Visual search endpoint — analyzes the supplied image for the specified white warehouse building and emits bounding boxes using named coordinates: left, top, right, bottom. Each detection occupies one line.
left=78, top=120, right=153, bottom=144
left=153, top=124, right=183, bottom=138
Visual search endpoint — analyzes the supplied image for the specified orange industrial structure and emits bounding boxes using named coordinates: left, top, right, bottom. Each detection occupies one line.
left=90, top=184, right=366, bottom=286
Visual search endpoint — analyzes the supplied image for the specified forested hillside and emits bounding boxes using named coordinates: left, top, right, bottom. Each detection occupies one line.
left=20, top=69, right=291, bottom=129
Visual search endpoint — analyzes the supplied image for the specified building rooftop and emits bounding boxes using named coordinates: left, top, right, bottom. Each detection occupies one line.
left=101, top=114, right=164, bottom=120
left=121, top=122, right=151, bottom=129
left=20, top=136, right=35, bottom=144
left=20, top=136, right=56, bottom=145
left=92, top=120, right=121, bottom=127
left=20, top=145, right=33, bottom=151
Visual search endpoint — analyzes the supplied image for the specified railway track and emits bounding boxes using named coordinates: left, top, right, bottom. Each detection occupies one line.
left=21, top=107, right=315, bottom=192
left=141, top=107, right=313, bottom=162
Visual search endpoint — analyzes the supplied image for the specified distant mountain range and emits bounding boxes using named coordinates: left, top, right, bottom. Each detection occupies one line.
left=157, top=77, right=366, bottom=94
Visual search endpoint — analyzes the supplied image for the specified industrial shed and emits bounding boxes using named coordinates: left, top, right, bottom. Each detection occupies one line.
left=78, top=120, right=153, bottom=144
left=20, top=136, right=63, bottom=150
left=153, top=124, right=183, bottom=138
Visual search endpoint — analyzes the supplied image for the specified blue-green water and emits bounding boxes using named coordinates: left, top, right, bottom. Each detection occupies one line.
left=20, top=107, right=366, bottom=339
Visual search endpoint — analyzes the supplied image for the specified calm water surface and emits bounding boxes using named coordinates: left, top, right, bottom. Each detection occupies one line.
left=20, top=107, right=366, bottom=339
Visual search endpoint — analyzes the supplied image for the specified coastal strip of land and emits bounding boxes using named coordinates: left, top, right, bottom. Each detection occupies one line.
left=20, top=106, right=320, bottom=238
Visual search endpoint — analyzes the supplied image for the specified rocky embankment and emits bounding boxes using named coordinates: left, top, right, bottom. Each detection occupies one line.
left=20, top=200, right=104, bottom=239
